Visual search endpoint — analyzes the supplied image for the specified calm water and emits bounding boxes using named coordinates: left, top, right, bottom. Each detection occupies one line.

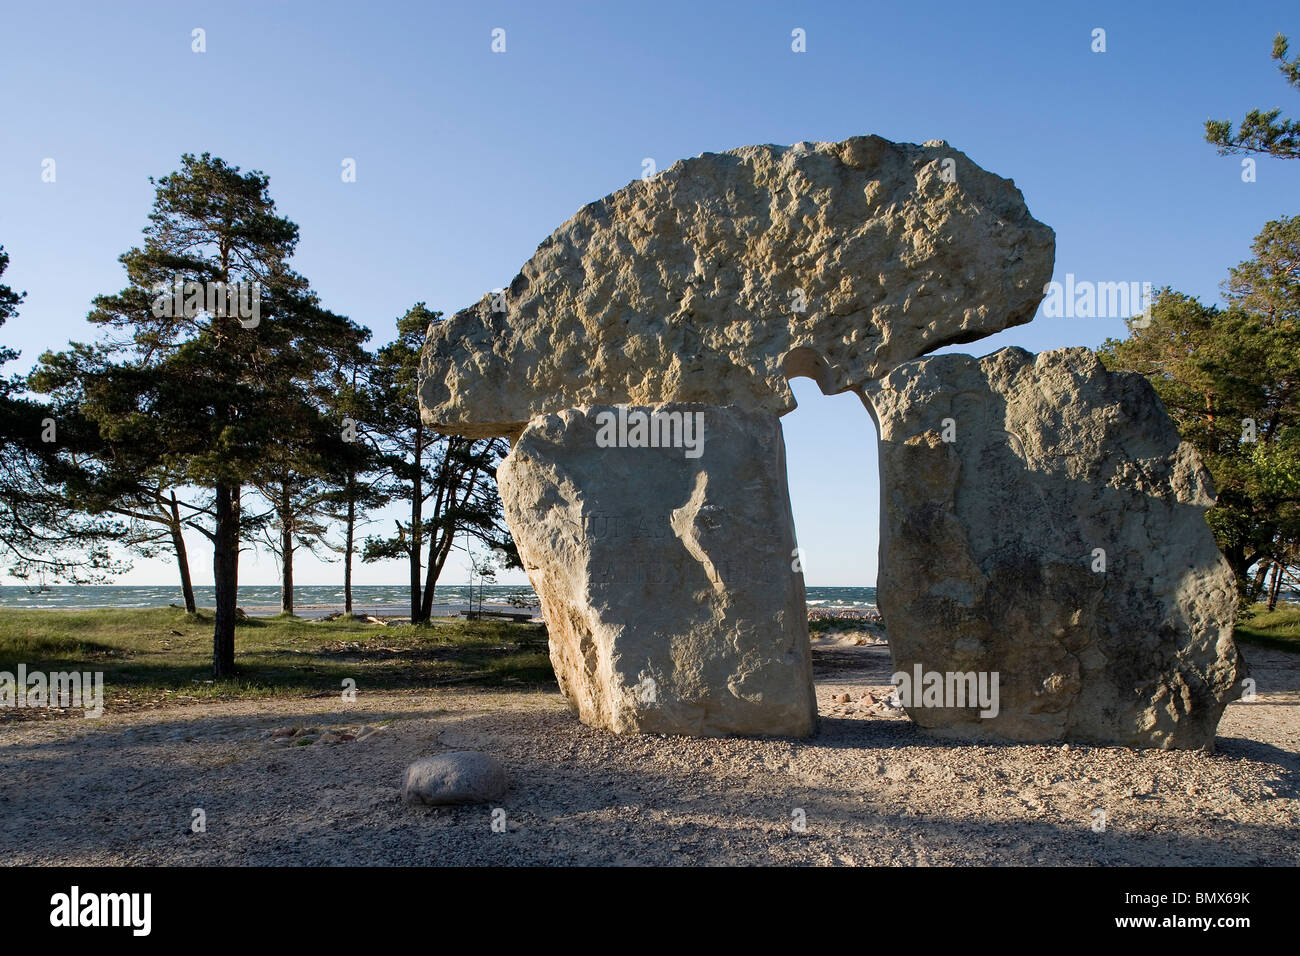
left=0, top=583, right=878, bottom=611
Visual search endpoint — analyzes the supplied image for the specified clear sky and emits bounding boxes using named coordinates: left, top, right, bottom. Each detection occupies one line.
left=1, top=0, right=1296, bottom=588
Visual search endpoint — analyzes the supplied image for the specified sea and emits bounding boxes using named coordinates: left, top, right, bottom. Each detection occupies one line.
left=0, top=583, right=879, bottom=613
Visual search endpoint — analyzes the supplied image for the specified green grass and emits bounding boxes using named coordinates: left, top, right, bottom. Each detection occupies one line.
left=1233, top=602, right=1300, bottom=653
left=0, top=606, right=554, bottom=715
left=808, top=617, right=845, bottom=634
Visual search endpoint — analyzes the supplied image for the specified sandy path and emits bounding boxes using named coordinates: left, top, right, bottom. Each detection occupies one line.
left=2, top=645, right=1297, bottom=866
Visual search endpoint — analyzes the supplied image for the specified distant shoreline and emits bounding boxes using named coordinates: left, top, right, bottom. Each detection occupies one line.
left=0, top=583, right=885, bottom=614
left=0, top=600, right=885, bottom=622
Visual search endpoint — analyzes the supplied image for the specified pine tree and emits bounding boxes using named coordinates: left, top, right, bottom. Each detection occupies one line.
left=1, top=247, right=127, bottom=584
left=362, top=304, right=517, bottom=623
left=319, top=347, right=386, bottom=617
left=1099, top=218, right=1300, bottom=601
left=1206, top=33, right=1300, bottom=160
left=32, top=341, right=206, bottom=612
left=70, top=154, right=365, bottom=674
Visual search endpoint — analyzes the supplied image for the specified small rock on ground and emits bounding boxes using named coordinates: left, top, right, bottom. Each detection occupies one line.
left=401, top=751, right=508, bottom=806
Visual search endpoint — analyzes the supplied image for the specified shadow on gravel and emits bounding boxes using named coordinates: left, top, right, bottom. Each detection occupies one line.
left=2, top=693, right=1296, bottom=866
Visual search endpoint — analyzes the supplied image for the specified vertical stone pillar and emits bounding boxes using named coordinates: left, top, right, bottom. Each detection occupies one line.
left=865, top=347, right=1244, bottom=749
left=498, top=403, right=817, bottom=737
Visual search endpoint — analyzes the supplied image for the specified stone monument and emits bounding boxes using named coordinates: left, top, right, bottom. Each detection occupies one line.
left=419, top=135, right=1244, bottom=748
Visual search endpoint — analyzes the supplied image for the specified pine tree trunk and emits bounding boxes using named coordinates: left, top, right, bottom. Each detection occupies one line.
left=410, top=423, right=424, bottom=623
left=1249, top=561, right=1271, bottom=605
left=344, top=483, right=355, bottom=617
left=212, top=483, right=239, bottom=677
left=280, top=485, right=294, bottom=616
left=421, top=466, right=483, bottom=621
left=1224, top=546, right=1248, bottom=600
left=420, top=522, right=442, bottom=622
left=422, top=524, right=458, bottom=622
left=169, top=491, right=197, bottom=614
left=280, top=529, right=294, bottom=616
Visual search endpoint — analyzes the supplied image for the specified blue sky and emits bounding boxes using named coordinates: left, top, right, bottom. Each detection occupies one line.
left=1, top=1, right=1296, bottom=587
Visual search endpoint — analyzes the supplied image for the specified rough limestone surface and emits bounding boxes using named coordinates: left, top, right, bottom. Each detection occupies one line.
left=863, top=347, right=1245, bottom=749
left=497, top=404, right=817, bottom=737
left=421, top=135, right=1055, bottom=437
left=401, top=752, right=509, bottom=806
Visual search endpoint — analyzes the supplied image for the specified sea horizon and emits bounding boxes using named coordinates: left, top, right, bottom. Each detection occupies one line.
left=0, top=583, right=880, bottom=611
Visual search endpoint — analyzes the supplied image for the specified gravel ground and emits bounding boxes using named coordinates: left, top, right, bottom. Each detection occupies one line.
left=2, top=643, right=1297, bottom=866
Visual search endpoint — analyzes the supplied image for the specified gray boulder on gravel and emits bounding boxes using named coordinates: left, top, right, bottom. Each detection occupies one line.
left=401, top=752, right=508, bottom=806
